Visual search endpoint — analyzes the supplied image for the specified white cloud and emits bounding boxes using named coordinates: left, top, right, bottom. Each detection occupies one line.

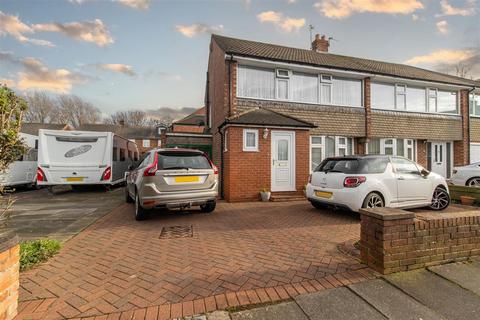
left=314, top=0, right=424, bottom=19
left=0, top=52, right=88, bottom=93
left=176, top=23, right=224, bottom=38
left=116, top=0, right=150, bottom=10
left=0, top=11, right=54, bottom=47
left=257, top=11, right=306, bottom=32
left=405, top=49, right=475, bottom=65
left=436, top=20, right=449, bottom=35
left=99, top=63, right=136, bottom=76
left=33, top=19, right=113, bottom=47
left=438, top=0, right=476, bottom=16
left=0, top=78, right=16, bottom=87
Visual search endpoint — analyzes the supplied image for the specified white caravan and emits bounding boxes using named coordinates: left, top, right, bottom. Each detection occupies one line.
left=0, top=133, right=38, bottom=187
left=37, top=129, right=139, bottom=186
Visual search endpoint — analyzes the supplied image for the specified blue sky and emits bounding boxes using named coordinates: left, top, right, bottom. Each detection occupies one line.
left=1, top=0, right=479, bottom=116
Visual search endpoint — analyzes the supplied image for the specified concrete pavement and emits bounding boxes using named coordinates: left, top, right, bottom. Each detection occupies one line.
left=2, top=186, right=124, bottom=241
left=228, top=260, right=480, bottom=320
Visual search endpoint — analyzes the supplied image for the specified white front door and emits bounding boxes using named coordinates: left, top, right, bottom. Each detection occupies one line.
left=271, top=131, right=295, bottom=192
left=430, top=142, right=447, bottom=177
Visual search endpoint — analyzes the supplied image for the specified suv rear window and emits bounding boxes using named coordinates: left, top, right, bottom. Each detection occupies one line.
left=316, top=157, right=388, bottom=174
left=157, top=152, right=211, bottom=170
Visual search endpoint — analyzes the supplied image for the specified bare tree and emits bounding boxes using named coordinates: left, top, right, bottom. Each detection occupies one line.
left=53, top=95, right=101, bottom=126
left=105, top=110, right=148, bottom=127
left=455, top=62, right=471, bottom=78
left=25, top=91, right=56, bottom=123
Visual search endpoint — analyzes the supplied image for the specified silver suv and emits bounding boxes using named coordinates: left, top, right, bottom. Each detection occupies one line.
left=125, top=148, right=218, bottom=220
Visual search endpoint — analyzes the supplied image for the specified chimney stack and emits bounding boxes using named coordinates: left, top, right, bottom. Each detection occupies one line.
left=311, top=34, right=329, bottom=53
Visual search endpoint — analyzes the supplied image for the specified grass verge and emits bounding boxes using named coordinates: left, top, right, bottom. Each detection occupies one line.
left=20, top=239, right=61, bottom=271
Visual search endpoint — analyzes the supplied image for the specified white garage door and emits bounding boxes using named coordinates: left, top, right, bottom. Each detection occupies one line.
left=470, top=144, right=480, bottom=163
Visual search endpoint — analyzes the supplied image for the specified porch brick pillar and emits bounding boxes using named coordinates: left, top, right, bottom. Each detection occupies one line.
left=359, top=77, right=372, bottom=155
left=454, top=89, right=470, bottom=166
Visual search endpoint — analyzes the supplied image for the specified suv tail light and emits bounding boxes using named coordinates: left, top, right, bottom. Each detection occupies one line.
left=36, top=167, right=47, bottom=182
left=143, top=152, right=158, bottom=177
left=343, top=176, right=366, bottom=188
left=205, top=155, right=218, bottom=174
left=101, top=166, right=111, bottom=181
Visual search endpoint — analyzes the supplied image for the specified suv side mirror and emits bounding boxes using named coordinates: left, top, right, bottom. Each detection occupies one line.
left=127, top=164, right=134, bottom=171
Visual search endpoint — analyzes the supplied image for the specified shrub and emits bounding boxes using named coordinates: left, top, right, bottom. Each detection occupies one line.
left=20, top=239, right=61, bottom=271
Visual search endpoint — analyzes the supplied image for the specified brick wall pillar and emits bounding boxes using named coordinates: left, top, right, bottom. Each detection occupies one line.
left=226, top=59, right=237, bottom=117
left=358, top=77, right=372, bottom=156
left=0, top=232, right=20, bottom=320
left=416, top=140, right=427, bottom=168
left=455, top=89, right=470, bottom=166
left=360, top=207, right=480, bottom=275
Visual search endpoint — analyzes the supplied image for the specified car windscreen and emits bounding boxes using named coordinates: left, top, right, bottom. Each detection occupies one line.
left=157, top=152, right=211, bottom=170
left=316, top=157, right=388, bottom=174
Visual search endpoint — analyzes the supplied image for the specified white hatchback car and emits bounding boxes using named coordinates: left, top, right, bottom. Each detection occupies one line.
left=306, top=155, right=450, bottom=212
left=450, top=162, right=480, bottom=186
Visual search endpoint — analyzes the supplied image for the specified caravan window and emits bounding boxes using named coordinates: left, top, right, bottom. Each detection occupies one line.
left=120, top=149, right=126, bottom=161
left=112, top=147, right=118, bottom=161
left=25, top=149, right=38, bottom=161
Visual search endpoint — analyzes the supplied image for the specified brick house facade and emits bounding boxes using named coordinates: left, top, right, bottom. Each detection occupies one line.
left=206, top=34, right=478, bottom=202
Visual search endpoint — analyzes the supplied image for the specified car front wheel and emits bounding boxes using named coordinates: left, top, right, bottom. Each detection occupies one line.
left=362, top=192, right=384, bottom=209
left=429, top=187, right=450, bottom=210
left=135, top=193, right=149, bottom=220
left=467, top=177, right=480, bottom=187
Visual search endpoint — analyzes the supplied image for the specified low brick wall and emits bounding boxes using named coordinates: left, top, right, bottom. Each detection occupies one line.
left=0, top=231, right=20, bottom=320
left=359, top=207, right=480, bottom=274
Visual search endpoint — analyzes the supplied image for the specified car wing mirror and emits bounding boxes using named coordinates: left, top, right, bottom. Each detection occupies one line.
left=420, top=169, right=430, bottom=177
left=127, top=164, right=134, bottom=171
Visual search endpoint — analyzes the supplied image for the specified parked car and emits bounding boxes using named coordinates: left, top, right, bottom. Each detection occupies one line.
left=450, top=163, right=480, bottom=187
left=125, top=148, right=218, bottom=220
left=306, top=155, right=450, bottom=212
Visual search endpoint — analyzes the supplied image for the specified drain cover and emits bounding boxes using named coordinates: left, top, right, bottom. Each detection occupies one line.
left=159, top=225, right=193, bottom=239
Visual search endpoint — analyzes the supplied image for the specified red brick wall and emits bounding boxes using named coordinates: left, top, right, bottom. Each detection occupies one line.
left=360, top=208, right=480, bottom=274
left=0, top=238, right=19, bottom=320
left=136, top=139, right=161, bottom=154
left=364, top=77, right=371, bottom=139
left=416, top=140, right=427, bottom=168
left=454, top=89, right=470, bottom=166
left=223, top=127, right=309, bottom=202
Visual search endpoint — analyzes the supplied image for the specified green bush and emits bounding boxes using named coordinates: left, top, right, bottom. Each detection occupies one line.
left=20, top=239, right=61, bottom=271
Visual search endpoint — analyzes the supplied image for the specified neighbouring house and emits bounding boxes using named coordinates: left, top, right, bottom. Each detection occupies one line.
left=20, top=123, right=74, bottom=148
left=206, top=33, right=478, bottom=202
left=76, top=123, right=166, bottom=154
left=166, top=107, right=213, bottom=156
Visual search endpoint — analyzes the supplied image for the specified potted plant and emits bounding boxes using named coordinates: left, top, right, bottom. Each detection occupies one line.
left=260, top=187, right=271, bottom=202
left=460, top=195, right=475, bottom=206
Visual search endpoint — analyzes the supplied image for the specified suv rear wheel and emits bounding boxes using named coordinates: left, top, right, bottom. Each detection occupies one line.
left=135, top=193, right=149, bottom=220
left=200, top=201, right=216, bottom=213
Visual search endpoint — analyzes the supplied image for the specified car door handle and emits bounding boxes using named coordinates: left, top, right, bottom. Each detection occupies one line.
left=397, top=177, right=405, bottom=180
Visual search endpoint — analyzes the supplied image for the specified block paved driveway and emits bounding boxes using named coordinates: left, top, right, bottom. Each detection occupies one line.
left=17, top=199, right=373, bottom=319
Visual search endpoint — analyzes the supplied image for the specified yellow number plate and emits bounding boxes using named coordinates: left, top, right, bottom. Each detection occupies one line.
left=66, top=177, right=84, bottom=182
left=315, top=191, right=332, bottom=199
left=174, top=176, right=199, bottom=183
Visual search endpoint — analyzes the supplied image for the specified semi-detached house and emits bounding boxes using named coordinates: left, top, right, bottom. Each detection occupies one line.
left=206, top=34, right=479, bottom=202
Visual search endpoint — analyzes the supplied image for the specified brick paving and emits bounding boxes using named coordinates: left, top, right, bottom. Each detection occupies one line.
left=16, top=200, right=374, bottom=319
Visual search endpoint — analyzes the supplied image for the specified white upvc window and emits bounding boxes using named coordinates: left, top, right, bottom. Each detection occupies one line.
left=320, top=74, right=333, bottom=104
left=157, top=140, right=162, bottom=147
left=395, top=84, right=406, bottom=110
left=310, top=135, right=354, bottom=171
left=142, top=139, right=150, bottom=148
left=223, top=130, right=228, bottom=152
left=368, top=138, right=416, bottom=161
left=471, top=93, right=480, bottom=116
left=428, top=88, right=438, bottom=112
left=243, top=129, right=258, bottom=152
left=276, top=69, right=290, bottom=100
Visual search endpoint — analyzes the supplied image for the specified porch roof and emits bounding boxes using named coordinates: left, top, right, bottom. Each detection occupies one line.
left=220, top=108, right=316, bottom=129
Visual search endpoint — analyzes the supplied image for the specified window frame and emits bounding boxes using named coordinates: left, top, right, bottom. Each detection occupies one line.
left=243, top=129, right=259, bottom=152
left=395, top=84, right=407, bottom=110
left=142, top=139, right=150, bottom=148
left=309, top=135, right=354, bottom=172
left=319, top=74, right=333, bottom=105
left=368, top=138, right=416, bottom=161
left=276, top=69, right=290, bottom=78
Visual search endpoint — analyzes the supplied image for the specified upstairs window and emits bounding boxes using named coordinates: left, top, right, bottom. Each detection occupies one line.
left=237, top=65, right=275, bottom=99
left=143, top=139, right=150, bottom=148
left=395, top=84, right=406, bottom=110
left=320, top=75, right=332, bottom=104
left=437, top=90, right=458, bottom=114
left=470, top=93, right=480, bottom=116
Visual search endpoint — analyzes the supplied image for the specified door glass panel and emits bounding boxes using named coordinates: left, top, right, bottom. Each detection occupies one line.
left=434, top=145, right=438, bottom=162
left=396, top=139, right=404, bottom=156
left=439, top=145, right=443, bottom=162
left=278, top=140, right=288, bottom=161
